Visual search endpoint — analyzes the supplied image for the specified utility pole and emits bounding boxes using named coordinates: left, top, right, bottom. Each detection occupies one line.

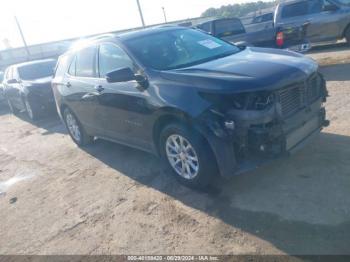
left=162, top=7, right=167, bottom=23
left=14, top=16, right=30, bottom=58
left=136, top=0, right=146, bottom=27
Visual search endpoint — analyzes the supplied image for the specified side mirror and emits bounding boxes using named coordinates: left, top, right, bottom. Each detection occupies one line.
left=323, top=4, right=338, bottom=12
left=7, top=79, right=19, bottom=84
left=106, top=67, right=136, bottom=83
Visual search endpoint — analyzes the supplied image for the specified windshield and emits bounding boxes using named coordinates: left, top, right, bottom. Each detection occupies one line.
left=124, top=28, right=240, bottom=70
left=334, top=0, right=350, bottom=5
left=18, top=60, right=56, bottom=80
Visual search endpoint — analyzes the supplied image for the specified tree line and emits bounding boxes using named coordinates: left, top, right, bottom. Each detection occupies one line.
left=201, top=1, right=278, bottom=18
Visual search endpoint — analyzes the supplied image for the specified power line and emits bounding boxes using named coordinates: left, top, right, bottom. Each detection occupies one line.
left=136, top=0, right=146, bottom=27
left=14, top=16, right=30, bottom=58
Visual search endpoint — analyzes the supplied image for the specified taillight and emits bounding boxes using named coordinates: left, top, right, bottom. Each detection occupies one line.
left=276, top=32, right=284, bottom=47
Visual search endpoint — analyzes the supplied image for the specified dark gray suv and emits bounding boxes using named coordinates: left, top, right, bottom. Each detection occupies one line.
left=275, top=0, right=350, bottom=45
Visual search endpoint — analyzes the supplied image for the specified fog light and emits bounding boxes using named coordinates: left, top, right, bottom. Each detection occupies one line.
left=224, top=121, right=235, bottom=130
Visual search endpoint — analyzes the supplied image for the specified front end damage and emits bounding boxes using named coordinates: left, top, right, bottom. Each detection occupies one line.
left=200, top=72, right=329, bottom=178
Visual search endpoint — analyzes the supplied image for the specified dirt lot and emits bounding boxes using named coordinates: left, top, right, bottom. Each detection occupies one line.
left=1, top=45, right=350, bottom=255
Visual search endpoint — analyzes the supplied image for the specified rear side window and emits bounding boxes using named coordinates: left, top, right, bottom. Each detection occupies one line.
left=214, top=19, right=245, bottom=37
left=197, top=22, right=211, bottom=33
left=281, top=1, right=308, bottom=18
left=75, top=46, right=97, bottom=77
left=253, top=13, right=273, bottom=24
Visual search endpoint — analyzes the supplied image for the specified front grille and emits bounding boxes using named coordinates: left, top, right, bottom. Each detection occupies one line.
left=279, top=74, right=321, bottom=118
left=279, top=85, right=303, bottom=117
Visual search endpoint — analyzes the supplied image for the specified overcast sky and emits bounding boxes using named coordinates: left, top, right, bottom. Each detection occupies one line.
left=0, top=0, right=268, bottom=49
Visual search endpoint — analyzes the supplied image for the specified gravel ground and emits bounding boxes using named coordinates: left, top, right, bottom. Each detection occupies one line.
left=0, top=46, right=350, bottom=255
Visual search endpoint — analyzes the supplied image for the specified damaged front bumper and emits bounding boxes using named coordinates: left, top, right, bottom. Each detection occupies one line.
left=199, top=75, right=329, bottom=178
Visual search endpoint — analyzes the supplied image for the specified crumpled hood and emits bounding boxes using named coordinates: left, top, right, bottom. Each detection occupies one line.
left=159, top=47, right=318, bottom=94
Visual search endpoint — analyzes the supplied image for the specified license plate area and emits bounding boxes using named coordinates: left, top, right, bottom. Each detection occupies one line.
left=286, top=116, right=320, bottom=151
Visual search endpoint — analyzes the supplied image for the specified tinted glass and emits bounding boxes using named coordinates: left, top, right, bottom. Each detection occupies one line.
left=262, top=13, right=273, bottom=22
left=75, top=46, right=96, bottom=77
left=124, top=28, right=240, bottom=70
left=198, top=22, right=211, bottom=33
left=18, top=61, right=56, bottom=80
left=309, top=0, right=323, bottom=13
left=282, top=1, right=308, bottom=18
left=0, top=72, right=4, bottom=82
left=98, top=43, right=133, bottom=77
left=214, top=19, right=245, bottom=37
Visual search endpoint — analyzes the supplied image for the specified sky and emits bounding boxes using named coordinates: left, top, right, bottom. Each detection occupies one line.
left=0, top=0, right=266, bottom=50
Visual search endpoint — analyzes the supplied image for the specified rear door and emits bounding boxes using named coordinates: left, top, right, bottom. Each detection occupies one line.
left=64, top=45, right=103, bottom=135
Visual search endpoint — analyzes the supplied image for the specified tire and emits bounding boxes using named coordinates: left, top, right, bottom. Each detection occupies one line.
left=63, top=108, right=94, bottom=146
left=345, top=26, right=350, bottom=45
left=7, top=98, right=19, bottom=115
left=159, top=123, right=218, bottom=188
left=24, top=97, right=40, bottom=121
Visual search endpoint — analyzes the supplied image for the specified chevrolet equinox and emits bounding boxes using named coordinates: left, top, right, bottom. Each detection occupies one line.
left=52, top=26, right=329, bottom=188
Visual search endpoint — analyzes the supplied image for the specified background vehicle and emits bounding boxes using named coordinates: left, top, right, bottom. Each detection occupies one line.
left=3, top=59, right=57, bottom=120
left=275, top=0, right=350, bottom=45
left=244, top=12, right=274, bottom=32
left=195, top=17, right=310, bottom=52
left=0, top=71, right=5, bottom=104
left=52, top=27, right=328, bottom=188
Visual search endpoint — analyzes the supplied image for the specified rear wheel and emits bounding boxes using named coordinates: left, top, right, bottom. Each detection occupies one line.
left=160, top=123, right=218, bottom=188
left=63, top=108, right=93, bottom=146
left=24, top=97, right=40, bottom=121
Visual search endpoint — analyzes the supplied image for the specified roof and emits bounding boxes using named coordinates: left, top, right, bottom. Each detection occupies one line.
left=116, top=25, right=187, bottom=41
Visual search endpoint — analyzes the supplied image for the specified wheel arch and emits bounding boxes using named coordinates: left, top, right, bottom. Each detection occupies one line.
left=152, top=110, right=216, bottom=161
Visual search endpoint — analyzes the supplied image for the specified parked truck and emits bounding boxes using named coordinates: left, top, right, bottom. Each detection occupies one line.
left=275, top=0, right=350, bottom=46
left=195, top=17, right=310, bottom=52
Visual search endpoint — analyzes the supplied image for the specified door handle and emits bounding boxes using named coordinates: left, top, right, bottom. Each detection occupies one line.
left=95, top=85, right=104, bottom=93
left=82, top=93, right=98, bottom=100
left=66, top=82, right=72, bottom=88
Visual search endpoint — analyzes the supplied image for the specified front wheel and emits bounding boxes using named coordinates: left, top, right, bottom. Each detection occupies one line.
left=63, top=108, right=94, bottom=146
left=160, top=123, right=218, bottom=188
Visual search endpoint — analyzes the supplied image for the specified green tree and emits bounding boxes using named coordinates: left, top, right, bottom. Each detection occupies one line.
left=201, top=1, right=277, bottom=18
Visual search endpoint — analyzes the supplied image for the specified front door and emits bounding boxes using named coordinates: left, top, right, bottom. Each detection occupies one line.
left=95, top=43, right=152, bottom=149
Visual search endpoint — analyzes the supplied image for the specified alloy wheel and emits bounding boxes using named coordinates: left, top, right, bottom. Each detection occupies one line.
left=65, top=112, right=81, bottom=142
left=165, top=134, right=199, bottom=180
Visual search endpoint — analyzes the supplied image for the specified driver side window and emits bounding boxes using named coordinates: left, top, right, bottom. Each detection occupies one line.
left=98, top=43, right=134, bottom=78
